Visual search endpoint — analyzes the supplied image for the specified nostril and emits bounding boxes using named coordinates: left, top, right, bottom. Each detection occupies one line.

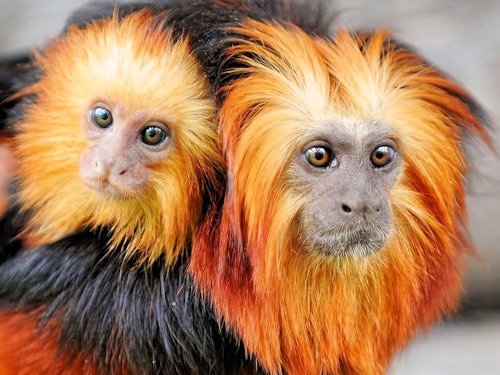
left=375, top=205, right=381, bottom=213
left=118, top=169, right=127, bottom=176
left=341, top=204, right=352, bottom=213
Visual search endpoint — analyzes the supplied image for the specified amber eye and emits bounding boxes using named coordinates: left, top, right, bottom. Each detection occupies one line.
left=91, top=107, right=113, bottom=128
left=370, top=145, right=395, bottom=168
left=141, top=125, right=168, bottom=146
left=305, top=146, right=333, bottom=168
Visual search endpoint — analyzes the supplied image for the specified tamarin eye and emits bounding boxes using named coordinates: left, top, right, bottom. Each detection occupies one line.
left=141, top=125, right=168, bottom=146
left=370, top=145, right=395, bottom=168
left=305, top=146, right=333, bottom=168
left=92, top=107, right=113, bottom=128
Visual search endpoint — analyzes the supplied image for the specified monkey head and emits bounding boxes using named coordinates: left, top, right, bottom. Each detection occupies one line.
left=291, top=118, right=401, bottom=257
left=192, top=20, right=490, bottom=374
left=14, top=10, right=222, bottom=265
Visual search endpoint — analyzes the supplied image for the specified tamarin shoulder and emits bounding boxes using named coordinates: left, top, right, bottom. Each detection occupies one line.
left=0, top=230, right=256, bottom=374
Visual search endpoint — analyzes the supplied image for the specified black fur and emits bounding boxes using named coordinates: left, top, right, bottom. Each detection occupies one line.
left=0, top=205, right=24, bottom=262
left=0, top=54, right=39, bottom=135
left=0, top=230, right=256, bottom=374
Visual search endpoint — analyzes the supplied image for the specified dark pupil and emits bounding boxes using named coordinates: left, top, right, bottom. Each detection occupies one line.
left=306, top=147, right=330, bottom=167
left=147, top=128, right=158, bottom=138
left=315, top=150, right=325, bottom=160
left=371, top=146, right=394, bottom=168
left=375, top=150, right=386, bottom=159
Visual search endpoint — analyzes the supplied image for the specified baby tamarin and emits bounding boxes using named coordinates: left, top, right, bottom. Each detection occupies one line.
left=0, top=6, right=255, bottom=374
left=11, top=8, right=222, bottom=266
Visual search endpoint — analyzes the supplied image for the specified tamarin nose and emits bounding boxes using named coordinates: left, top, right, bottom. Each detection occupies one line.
left=340, top=200, right=382, bottom=217
left=110, top=160, right=131, bottom=178
left=92, top=159, right=110, bottom=180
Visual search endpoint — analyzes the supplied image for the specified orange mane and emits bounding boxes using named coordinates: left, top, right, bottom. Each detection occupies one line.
left=14, top=10, right=222, bottom=265
left=191, top=20, right=490, bottom=374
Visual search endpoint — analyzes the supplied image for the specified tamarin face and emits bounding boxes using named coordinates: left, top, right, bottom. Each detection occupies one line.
left=14, top=10, right=222, bottom=265
left=290, top=118, right=402, bottom=256
left=79, top=103, right=172, bottom=197
left=192, top=20, right=490, bottom=374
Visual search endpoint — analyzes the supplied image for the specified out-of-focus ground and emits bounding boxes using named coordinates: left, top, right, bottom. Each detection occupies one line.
left=0, top=0, right=499, bottom=373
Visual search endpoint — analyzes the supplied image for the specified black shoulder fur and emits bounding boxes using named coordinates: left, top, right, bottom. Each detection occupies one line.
left=0, top=230, right=257, bottom=374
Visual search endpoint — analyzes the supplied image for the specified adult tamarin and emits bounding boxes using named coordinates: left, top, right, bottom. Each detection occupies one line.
left=188, top=11, right=492, bottom=375
left=0, top=6, right=257, bottom=374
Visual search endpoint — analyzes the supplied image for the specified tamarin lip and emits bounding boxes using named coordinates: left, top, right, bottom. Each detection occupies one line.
left=306, top=228, right=388, bottom=256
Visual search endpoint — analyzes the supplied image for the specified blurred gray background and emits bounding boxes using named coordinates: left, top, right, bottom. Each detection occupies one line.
left=0, top=0, right=499, bottom=373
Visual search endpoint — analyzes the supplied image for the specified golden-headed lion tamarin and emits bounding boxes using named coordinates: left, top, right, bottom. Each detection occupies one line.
left=0, top=5, right=256, bottom=374
left=11, top=8, right=223, bottom=266
left=190, top=18, right=491, bottom=375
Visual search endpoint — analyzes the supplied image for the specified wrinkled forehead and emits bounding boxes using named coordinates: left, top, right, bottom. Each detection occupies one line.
left=308, top=117, right=397, bottom=141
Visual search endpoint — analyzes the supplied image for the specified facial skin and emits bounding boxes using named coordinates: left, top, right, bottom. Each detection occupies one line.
left=80, top=104, right=172, bottom=199
left=291, top=120, right=402, bottom=256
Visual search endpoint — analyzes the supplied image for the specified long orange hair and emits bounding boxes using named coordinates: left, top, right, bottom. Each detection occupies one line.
left=13, top=10, right=222, bottom=266
left=191, top=20, right=490, bottom=374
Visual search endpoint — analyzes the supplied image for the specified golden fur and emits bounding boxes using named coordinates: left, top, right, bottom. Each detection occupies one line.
left=191, top=20, right=490, bottom=374
left=14, top=10, right=222, bottom=265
